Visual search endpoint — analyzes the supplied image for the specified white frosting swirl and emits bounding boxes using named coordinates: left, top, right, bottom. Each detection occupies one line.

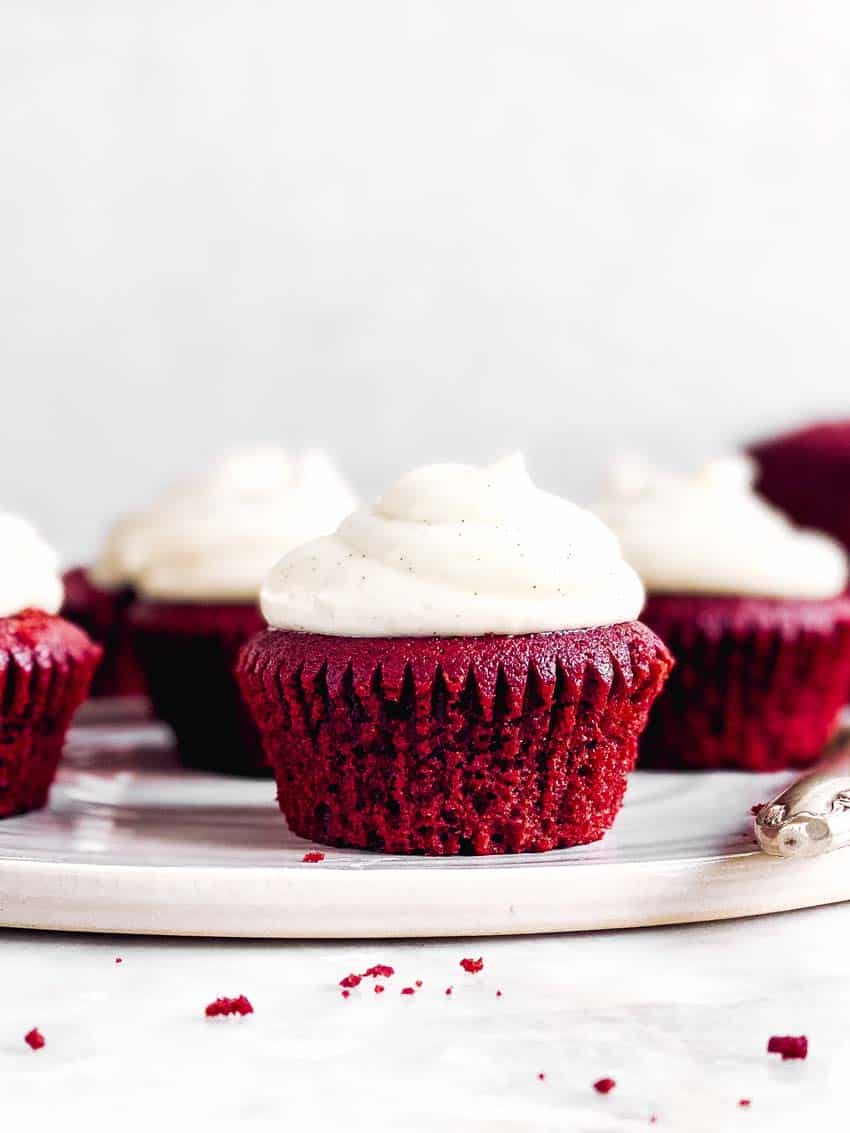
left=260, top=453, right=644, bottom=636
left=92, top=448, right=357, bottom=602
left=596, top=454, right=849, bottom=599
left=0, top=514, right=63, bottom=618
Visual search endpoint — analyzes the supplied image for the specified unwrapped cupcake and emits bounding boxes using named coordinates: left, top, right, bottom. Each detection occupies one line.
left=0, top=514, right=101, bottom=816
left=597, top=455, right=850, bottom=771
left=237, top=454, right=672, bottom=854
left=125, top=448, right=357, bottom=775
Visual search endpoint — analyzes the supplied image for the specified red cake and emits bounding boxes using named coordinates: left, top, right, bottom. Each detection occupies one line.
left=237, top=623, right=672, bottom=854
left=750, top=421, right=850, bottom=552
left=639, top=594, right=850, bottom=771
left=0, top=610, right=101, bottom=817
left=61, top=567, right=146, bottom=697
left=129, top=600, right=267, bottom=775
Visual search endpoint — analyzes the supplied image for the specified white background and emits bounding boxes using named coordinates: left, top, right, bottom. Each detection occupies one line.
left=3, top=1, right=850, bottom=561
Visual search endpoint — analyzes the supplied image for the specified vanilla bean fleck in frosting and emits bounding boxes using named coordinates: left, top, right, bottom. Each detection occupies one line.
left=91, top=448, right=357, bottom=602
left=260, top=453, right=645, bottom=636
left=0, top=513, right=63, bottom=617
left=596, top=454, right=849, bottom=599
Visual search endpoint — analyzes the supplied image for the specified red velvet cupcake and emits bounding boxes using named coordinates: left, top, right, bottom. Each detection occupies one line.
left=124, top=448, right=356, bottom=775
left=129, top=600, right=266, bottom=774
left=0, top=515, right=101, bottom=816
left=598, top=456, right=850, bottom=770
left=240, top=624, right=671, bottom=853
left=61, top=567, right=145, bottom=697
left=750, top=421, right=850, bottom=553
left=639, top=594, right=850, bottom=770
left=237, top=454, right=671, bottom=854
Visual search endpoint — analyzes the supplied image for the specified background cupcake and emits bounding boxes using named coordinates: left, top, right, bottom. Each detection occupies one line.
left=127, top=447, right=356, bottom=775
left=0, top=514, right=101, bottom=816
left=597, top=455, right=850, bottom=771
left=61, top=519, right=148, bottom=698
left=238, top=454, right=671, bottom=854
left=750, top=420, right=850, bottom=555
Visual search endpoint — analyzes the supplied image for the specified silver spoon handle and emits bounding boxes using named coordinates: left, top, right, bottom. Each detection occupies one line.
left=754, top=730, right=850, bottom=858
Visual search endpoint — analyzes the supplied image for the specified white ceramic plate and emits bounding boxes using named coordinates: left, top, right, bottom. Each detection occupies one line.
left=0, top=706, right=847, bottom=938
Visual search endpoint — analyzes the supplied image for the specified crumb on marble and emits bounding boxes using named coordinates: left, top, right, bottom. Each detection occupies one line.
left=24, top=1028, right=45, bottom=1051
left=204, top=995, right=253, bottom=1018
left=460, top=957, right=484, bottom=974
left=593, top=1078, right=616, bottom=1094
left=767, top=1035, right=807, bottom=1060
left=362, top=964, right=394, bottom=979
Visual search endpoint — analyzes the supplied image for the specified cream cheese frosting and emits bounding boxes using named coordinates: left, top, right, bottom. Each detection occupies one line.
left=596, top=454, right=849, bottom=599
left=0, top=513, right=63, bottom=618
left=91, top=448, right=357, bottom=602
left=260, top=453, right=645, bottom=636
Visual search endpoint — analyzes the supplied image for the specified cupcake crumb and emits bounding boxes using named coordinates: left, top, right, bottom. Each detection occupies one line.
left=594, top=1078, right=616, bottom=1094
left=767, top=1035, right=807, bottom=1060
left=362, top=964, right=394, bottom=979
left=24, top=1028, right=45, bottom=1051
left=204, top=995, right=253, bottom=1018
left=460, top=957, right=484, bottom=974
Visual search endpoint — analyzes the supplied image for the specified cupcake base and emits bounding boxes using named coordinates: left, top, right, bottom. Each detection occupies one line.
left=639, top=593, right=850, bottom=771
left=237, top=623, right=672, bottom=855
left=128, top=600, right=267, bottom=775
left=0, top=610, right=102, bottom=817
left=61, top=568, right=146, bottom=697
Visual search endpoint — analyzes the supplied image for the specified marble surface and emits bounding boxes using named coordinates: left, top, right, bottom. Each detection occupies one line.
left=1, top=903, right=847, bottom=1131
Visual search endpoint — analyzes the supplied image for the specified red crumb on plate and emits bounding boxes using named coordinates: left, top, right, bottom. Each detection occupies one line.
left=374, top=985, right=384, bottom=994
left=445, top=987, right=453, bottom=996
left=362, top=964, right=394, bottom=979
left=339, top=973, right=362, bottom=989
left=341, top=990, right=350, bottom=999
left=460, top=957, right=484, bottom=973
left=415, top=980, right=422, bottom=987
left=496, top=990, right=502, bottom=997
left=739, top=1099, right=751, bottom=1108
left=204, top=995, right=253, bottom=1018
left=24, top=1028, right=45, bottom=1051
left=537, top=1072, right=545, bottom=1081
left=115, top=957, right=123, bottom=964
left=767, top=1035, right=808, bottom=1060
left=401, top=987, right=415, bottom=996
left=302, top=851, right=325, bottom=863
left=594, top=1078, right=616, bottom=1094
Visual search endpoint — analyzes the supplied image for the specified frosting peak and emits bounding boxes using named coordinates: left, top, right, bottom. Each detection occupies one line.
left=0, top=513, right=63, bottom=618
left=92, top=448, right=357, bottom=601
left=596, top=454, right=849, bottom=599
left=260, top=454, right=645, bottom=636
